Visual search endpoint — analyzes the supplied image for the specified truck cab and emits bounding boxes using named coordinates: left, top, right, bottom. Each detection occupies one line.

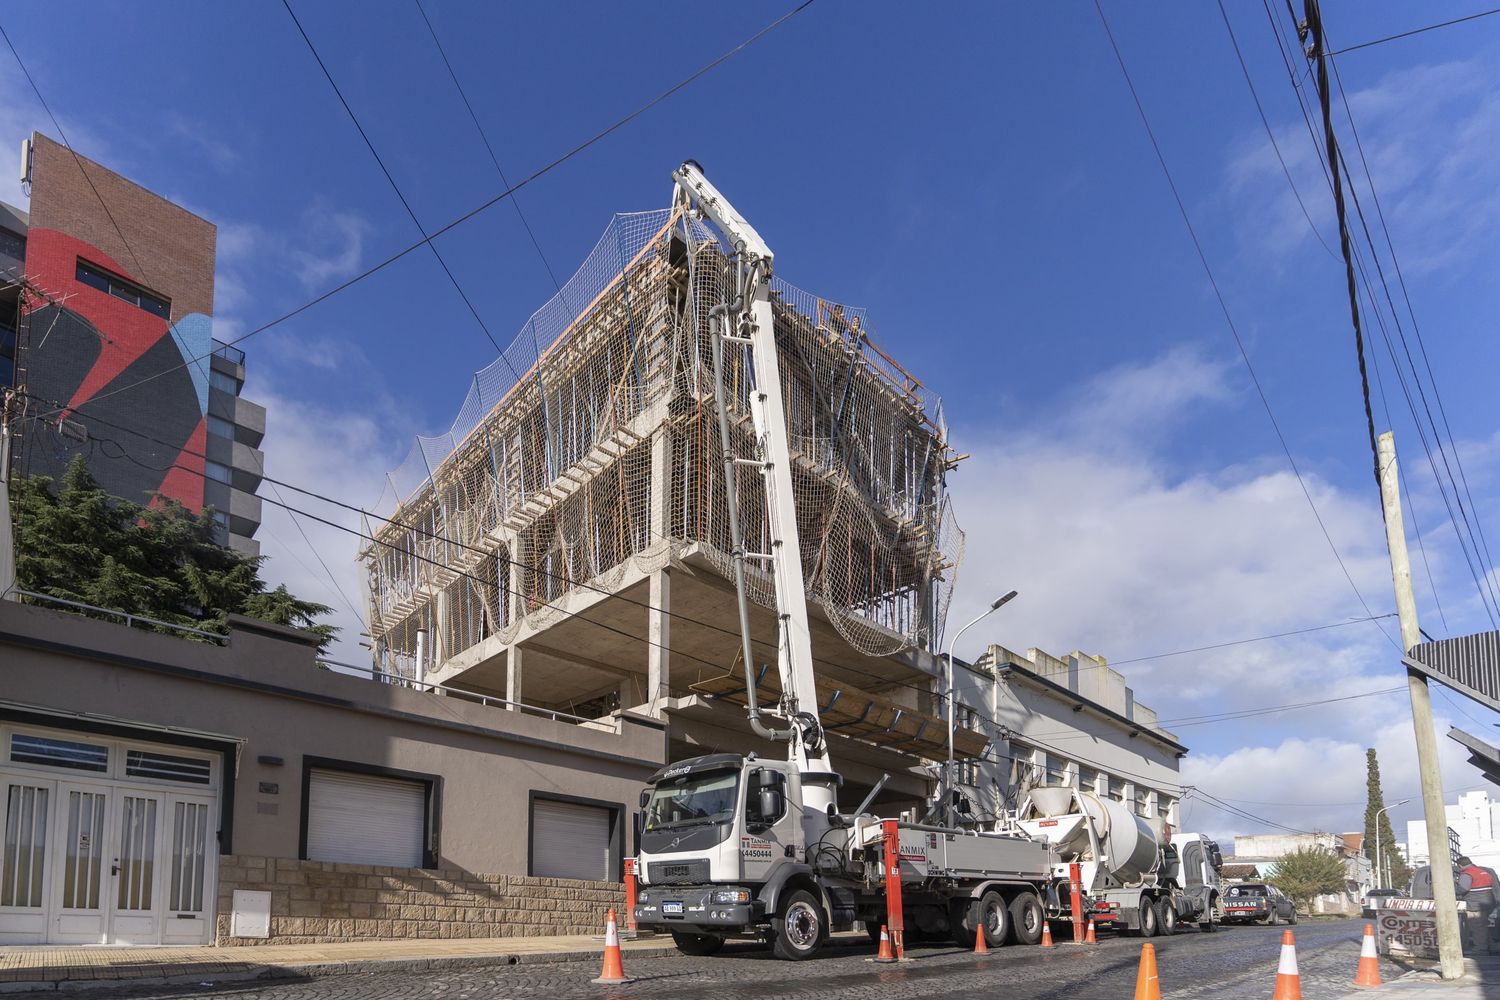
left=634, top=754, right=835, bottom=958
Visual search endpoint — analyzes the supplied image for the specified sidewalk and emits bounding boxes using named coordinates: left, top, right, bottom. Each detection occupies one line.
left=0, top=932, right=682, bottom=993
left=1333, top=955, right=1500, bottom=999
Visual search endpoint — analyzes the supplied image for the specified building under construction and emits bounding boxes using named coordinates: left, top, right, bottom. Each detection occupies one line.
left=362, top=200, right=973, bottom=808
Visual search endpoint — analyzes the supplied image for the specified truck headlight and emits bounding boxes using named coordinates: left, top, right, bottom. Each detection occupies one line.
left=713, top=889, right=750, bottom=904
left=638, top=891, right=649, bottom=903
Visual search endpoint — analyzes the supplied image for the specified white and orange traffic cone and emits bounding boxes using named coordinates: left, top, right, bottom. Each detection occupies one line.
left=1133, top=942, right=1161, bottom=1000
left=1272, top=929, right=1302, bottom=1000
left=975, top=920, right=989, bottom=954
left=875, top=924, right=897, bottom=963
left=1041, top=919, right=1054, bottom=948
left=1085, top=918, right=1098, bottom=945
left=1353, top=922, right=1382, bottom=988
left=592, top=908, right=633, bottom=984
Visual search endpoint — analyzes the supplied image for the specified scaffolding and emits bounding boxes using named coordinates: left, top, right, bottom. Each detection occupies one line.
left=363, top=205, right=964, bottom=685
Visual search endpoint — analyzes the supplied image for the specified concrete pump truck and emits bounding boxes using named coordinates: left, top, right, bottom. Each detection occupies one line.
left=631, top=164, right=1223, bottom=959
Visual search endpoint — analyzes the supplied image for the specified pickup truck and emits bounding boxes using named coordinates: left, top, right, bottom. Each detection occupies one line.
left=1221, top=883, right=1297, bottom=925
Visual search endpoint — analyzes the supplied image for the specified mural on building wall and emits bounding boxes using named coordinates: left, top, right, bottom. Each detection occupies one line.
left=18, top=229, right=211, bottom=510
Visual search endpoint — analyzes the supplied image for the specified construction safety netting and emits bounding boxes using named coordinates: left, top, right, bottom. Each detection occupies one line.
left=364, top=205, right=963, bottom=680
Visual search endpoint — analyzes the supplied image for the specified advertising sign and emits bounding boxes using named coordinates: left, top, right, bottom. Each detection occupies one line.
left=1377, top=908, right=1441, bottom=959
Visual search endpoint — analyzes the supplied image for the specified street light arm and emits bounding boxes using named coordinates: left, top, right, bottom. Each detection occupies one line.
left=944, top=592, right=1019, bottom=827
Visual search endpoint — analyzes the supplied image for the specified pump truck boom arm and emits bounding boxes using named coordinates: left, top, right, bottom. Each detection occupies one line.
left=671, top=161, right=835, bottom=790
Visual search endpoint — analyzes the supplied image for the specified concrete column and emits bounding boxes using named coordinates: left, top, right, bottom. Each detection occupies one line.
left=509, top=533, right=529, bottom=625
left=506, top=645, right=523, bottom=712
left=647, top=569, right=671, bottom=714
left=648, top=426, right=671, bottom=543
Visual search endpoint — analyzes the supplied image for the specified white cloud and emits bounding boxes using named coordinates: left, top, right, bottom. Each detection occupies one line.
left=166, top=112, right=242, bottom=173
left=939, top=346, right=1500, bottom=840
left=288, top=201, right=370, bottom=290
left=1224, top=51, right=1500, bottom=278
left=242, top=341, right=412, bottom=664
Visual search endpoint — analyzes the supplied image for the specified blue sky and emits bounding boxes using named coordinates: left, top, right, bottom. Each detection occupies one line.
left=3, top=1, right=1499, bottom=841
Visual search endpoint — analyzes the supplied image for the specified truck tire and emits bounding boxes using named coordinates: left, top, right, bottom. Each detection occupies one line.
left=770, top=889, right=825, bottom=961
left=957, top=890, right=1011, bottom=949
left=1199, top=895, right=1219, bottom=933
left=1008, top=892, right=1045, bottom=946
left=1137, top=896, right=1159, bottom=938
left=671, top=931, right=725, bottom=956
left=1155, top=899, right=1178, bottom=936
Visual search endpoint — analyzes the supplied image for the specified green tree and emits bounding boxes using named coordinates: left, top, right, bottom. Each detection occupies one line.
left=1364, top=748, right=1411, bottom=888
left=1268, top=847, right=1349, bottom=911
left=11, top=455, right=336, bottom=651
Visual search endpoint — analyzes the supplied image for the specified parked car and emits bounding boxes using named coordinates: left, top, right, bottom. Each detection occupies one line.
left=1362, top=887, right=1407, bottom=918
left=1221, top=883, right=1298, bottom=925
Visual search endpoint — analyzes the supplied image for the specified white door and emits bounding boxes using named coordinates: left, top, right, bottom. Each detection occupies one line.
left=161, top=795, right=214, bottom=944
left=1, top=778, right=54, bottom=943
left=50, top=781, right=112, bottom=944
left=532, top=799, right=611, bottom=881
left=106, top=790, right=166, bottom=945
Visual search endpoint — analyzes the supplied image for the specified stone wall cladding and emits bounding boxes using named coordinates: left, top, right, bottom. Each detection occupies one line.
left=214, top=856, right=626, bottom=946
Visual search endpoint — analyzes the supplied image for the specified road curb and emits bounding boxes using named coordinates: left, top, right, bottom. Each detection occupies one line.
left=0, top=944, right=688, bottom=994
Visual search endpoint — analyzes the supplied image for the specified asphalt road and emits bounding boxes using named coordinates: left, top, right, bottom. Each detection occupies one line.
left=18, top=918, right=1389, bottom=999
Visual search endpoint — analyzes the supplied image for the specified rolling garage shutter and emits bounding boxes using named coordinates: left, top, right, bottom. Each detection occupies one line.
left=531, top=799, right=611, bottom=881
left=306, top=769, right=426, bottom=868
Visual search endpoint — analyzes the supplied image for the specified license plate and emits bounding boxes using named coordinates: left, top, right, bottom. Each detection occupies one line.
left=663, top=901, right=683, bottom=915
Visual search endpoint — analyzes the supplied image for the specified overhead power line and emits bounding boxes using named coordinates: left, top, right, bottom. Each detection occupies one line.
left=0, top=22, right=151, bottom=284
left=1091, top=0, right=1398, bottom=653
left=1107, top=614, right=1397, bottom=667
left=412, top=0, right=570, bottom=303
left=281, top=0, right=511, bottom=360
left=61, top=0, right=819, bottom=411
left=1325, top=6, right=1500, bottom=56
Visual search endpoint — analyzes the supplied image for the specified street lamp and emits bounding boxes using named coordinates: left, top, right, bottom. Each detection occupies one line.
left=1375, top=798, right=1412, bottom=890
left=945, top=590, right=1018, bottom=826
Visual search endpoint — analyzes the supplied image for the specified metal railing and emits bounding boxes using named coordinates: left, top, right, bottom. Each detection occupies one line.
left=5, top=588, right=229, bottom=642
left=315, top=657, right=604, bottom=727
left=211, top=340, right=246, bottom=366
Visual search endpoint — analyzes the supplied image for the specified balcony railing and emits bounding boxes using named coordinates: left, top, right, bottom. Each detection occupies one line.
left=212, top=340, right=245, bottom=366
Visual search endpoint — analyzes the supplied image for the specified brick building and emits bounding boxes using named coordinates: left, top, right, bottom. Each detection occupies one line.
left=2, top=132, right=264, bottom=554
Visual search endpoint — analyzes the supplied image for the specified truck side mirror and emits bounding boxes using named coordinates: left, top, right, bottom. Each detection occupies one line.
left=759, top=787, right=784, bottom=823
left=639, top=788, right=651, bottom=810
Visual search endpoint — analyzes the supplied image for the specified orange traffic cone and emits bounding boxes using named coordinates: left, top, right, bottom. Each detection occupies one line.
left=1272, top=929, right=1302, bottom=1000
left=1133, top=942, right=1161, bottom=1000
left=1041, top=919, right=1054, bottom=948
left=875, top=924, right=897, bottom=963
left=591, top=908, right=633, bottom=984
left=1085, top=918, right=1098, bottom=944
left=975, top=920, right=989, bottom=954
left=1353, top=922, right=1382, bottom=988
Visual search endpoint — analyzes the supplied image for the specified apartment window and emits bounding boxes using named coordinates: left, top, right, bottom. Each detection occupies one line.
left=75, top=259, right=170, bottom=319
left=209, top=370, right=240, bottom=394
left=1134, top=786, right=1151, bottom=818
left=205, top=461, right=232, bottom=485
left=210, top=510, right=230, bottom=530
left=206, top=415, right=235, bottom=440
left=1079, top=766, right=1099, bottom=795
left=1046, top=756, right=1068, bottom=787
left=0, top=227, right=23, bottom=260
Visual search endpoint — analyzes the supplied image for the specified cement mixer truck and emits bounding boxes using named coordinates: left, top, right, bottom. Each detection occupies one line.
left=1012, top=786, right=1225, bottom=936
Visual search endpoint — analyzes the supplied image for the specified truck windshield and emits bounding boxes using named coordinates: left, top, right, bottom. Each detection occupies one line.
left=644, top=770, right=740, bottom=831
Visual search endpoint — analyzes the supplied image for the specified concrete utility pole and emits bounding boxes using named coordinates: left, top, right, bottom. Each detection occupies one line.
left=1379, top=430, right=1463, bottom=977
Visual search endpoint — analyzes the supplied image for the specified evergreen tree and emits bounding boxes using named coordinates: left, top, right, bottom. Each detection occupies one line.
left=1364, top=748, right=1410, bottom=887
left=11, top=455, right=336, bottom=651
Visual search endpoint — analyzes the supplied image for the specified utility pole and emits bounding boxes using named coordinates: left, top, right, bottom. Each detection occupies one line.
left=1379, top=431, right=1463, bottom=977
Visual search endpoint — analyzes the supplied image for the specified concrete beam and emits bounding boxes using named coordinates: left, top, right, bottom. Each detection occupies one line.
left=647, top=569, right=670, bottom=713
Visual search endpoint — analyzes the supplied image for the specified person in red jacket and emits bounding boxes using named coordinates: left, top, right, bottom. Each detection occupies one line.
left=1458, top=856, right=1498, bottom=943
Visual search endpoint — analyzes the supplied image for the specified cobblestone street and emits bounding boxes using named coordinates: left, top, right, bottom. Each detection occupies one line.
left=6, top=919, right=1399, bottom=999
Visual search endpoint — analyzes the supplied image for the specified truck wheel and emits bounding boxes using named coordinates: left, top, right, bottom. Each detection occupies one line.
left=1155, top=900, right=1178, bottom=936
left=1138, top=897, right=1159, bottom=938
left=1199, top=896, right=1219, bottom=933
left=671, top=931, right=725, bottom=956
left=1008, top=892, right=1045, bottom=946
left=963, top=890, right=1010, bottom=949
left=770, top=889, right=825, bottom=961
